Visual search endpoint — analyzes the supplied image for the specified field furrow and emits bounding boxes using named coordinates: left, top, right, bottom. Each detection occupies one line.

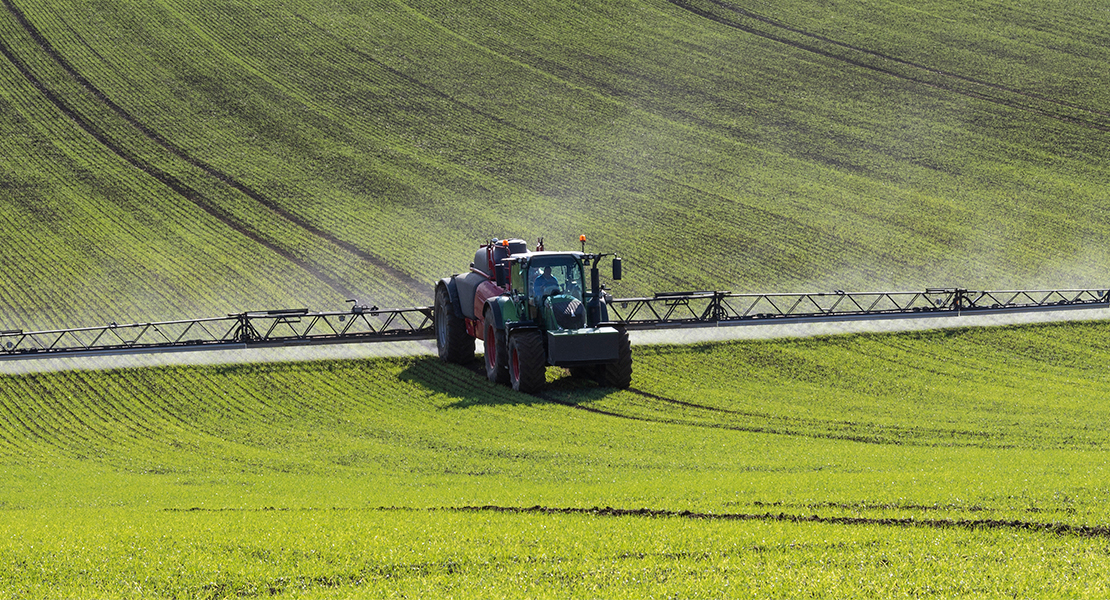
left=0, top=58, right=334, bottom=325
left=2, top=1, right=434, bottom=313
left=5, top=378, right=110, bottom=459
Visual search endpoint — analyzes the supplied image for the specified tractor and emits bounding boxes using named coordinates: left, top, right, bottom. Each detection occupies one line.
left=434, top=237, right=631, bottom=392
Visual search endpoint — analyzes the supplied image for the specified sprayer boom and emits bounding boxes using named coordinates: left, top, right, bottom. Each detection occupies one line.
left=1, top=287, right=1107, bottom=361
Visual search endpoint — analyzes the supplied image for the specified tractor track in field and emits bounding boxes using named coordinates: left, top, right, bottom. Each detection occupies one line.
left=0, top=2, right=349, bottom=298
left=668, top=0, right=1110, bottom=132
left=543, top=390, right=877, bottom=442
left=451, top=505, right=1110, bottom=539
left=165, top=504, right=1110, bottom=539
left=415, top=361, right=1001, bottom=448
left=546, top=386, right=1004, bottom=448
left=0, top=0, right=429, bottom=302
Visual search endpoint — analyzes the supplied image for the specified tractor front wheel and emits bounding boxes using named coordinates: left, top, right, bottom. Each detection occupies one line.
left=483, top=315, right=509, bottom=384
left=509, top=330, right=546, bottom=393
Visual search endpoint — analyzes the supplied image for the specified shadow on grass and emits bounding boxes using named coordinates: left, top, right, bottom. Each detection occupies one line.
left=397, top=356, right=623, bottom=409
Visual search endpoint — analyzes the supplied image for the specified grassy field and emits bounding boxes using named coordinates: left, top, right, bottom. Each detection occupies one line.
left=2, top=321, right=1110, bottom=596
left=2, top=0, right=1110, bottom=329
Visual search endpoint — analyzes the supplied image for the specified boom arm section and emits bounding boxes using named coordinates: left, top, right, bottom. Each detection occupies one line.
left=609, top=288, right=1110, bottom=329
left=0, top=306, right=434, bottom=360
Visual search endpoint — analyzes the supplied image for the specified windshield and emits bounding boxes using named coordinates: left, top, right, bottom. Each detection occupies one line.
left=528, top=257, right=584, bottom=303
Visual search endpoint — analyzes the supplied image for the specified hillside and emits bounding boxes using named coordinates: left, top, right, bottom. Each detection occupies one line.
left=3, top=321, right=1110, bottom=596
left=3, top=0, right=1110, bottom=330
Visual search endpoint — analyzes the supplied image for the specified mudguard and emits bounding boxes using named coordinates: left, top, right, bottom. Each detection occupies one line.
left=454, top=271, right=486, bottom=319
left=437, top=277, right=463, bottom=319
left=487, top=295, right=525, bottom=331
left=484, top=297, right=506, bottom=330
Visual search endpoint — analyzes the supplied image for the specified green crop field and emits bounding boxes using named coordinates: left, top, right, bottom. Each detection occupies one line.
left=4, top=0, right=1110, bottom=597
left=3, top=321, right=1110, bottom=597
left=3, top=0, right=1110, bottom=328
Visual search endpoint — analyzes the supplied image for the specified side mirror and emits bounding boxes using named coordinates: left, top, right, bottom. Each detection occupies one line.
left=612, top=257, right=622, bottom=281
left=495, top=263, right=508, bottom=287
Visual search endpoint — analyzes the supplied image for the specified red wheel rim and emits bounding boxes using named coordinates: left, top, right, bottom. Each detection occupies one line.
left=484, top=324, right=495, bottom=369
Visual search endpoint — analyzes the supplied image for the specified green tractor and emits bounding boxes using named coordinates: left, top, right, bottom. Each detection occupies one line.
left=434, top=238, right=631, bottom=393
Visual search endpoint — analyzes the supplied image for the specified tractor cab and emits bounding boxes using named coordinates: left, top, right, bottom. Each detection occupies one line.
left=510, top=253, right=587, bottom=331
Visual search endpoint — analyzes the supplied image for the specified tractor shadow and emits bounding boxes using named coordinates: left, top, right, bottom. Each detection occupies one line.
left=398, top=356, right=621, bottom=409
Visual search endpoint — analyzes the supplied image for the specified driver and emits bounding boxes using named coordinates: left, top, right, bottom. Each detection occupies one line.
left=533, top=266, right=559, bottom=298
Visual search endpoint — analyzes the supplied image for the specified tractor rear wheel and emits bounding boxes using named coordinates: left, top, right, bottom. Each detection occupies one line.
left=597, top=328, right=632, bottom=389
left=435, top=284, right=474, bottom=364
left=509, top=330, right=546, bottom=393
left=483, top=314, right=509, bottom=384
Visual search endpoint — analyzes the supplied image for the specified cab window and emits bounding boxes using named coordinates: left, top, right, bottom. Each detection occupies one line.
left=527, top=259, right=584, bottom=304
